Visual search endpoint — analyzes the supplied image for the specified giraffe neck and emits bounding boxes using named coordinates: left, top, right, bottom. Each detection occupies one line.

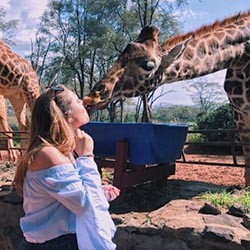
left=158, top=11, right=250, bottom=84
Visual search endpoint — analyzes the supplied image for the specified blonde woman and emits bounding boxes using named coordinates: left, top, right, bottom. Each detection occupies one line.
left=14, top=85, right=119, bottom=250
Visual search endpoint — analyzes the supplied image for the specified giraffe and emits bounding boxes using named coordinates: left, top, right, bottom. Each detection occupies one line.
left=83, top=10, right=250, bottom=185
left=0, top=39, right=40, bottom=161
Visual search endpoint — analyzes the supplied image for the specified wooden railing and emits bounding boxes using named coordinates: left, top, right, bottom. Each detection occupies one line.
left=0, top=130, right=28, bottom=152
left=0, top=128, right=249, bottom=167
left=176, top=129, right=248, bottom=167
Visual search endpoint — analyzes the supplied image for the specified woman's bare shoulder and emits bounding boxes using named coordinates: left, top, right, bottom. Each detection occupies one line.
left=28, top=146, right=71, bottom=171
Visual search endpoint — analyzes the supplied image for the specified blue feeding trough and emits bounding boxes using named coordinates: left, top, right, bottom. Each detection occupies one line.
left=82, top=122, right=188, bottom=165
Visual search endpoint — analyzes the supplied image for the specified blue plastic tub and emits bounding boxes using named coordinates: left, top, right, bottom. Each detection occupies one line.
left=82, top=122, right=188, bottom=165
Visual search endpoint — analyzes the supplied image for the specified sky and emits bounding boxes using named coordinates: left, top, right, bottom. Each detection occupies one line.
left=0, top=0, right=249, bottom=106
left=155, top=0, right=250, bottom=106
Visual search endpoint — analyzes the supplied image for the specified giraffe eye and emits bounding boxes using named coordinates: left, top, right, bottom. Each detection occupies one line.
left=139, top=61, right=155, bottom=71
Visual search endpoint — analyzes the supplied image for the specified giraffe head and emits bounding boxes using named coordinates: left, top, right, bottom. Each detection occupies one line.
left=83, top=26, right=162, bottom=110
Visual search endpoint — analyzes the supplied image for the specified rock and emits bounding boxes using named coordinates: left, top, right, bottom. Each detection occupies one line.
left=226, top=186, right=242, bottom=193
left=202, top=225, right=235, bottom=243
left=202, top=213, right=244, bottom=228
left=0, top=188, right=24, bottom=250
left=227, top=203, right=246, bottom=217
left=113, top=199, right=250, bottom=249
left=1, top=189, right=249, bottom=250
left=242, top=214, right=250, bottom=230
left=199, top=202, right=221, bottom=215
left=241, top=234, right=250, bottom=250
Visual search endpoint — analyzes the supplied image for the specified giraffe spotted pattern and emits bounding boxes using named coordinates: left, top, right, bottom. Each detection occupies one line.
left=84, top=10, right=250, bottom=185
left=0, top=40, right=40, bottom=161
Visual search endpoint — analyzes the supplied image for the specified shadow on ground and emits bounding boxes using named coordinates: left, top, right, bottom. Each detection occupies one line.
left=110, top=179, right=237, bottom=214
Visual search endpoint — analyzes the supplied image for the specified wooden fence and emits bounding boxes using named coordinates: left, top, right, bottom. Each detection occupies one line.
left=176, top=129, right=247, bottom=167
left=0, top=131, right=28, bottom=155
left=0, top=128, right=249, bottom=167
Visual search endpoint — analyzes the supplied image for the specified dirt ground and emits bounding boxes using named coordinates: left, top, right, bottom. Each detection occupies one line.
left=0, top=150, right=247, bottom=250
left=172, top=153, right=245, bottom=187
left=0, top=153, right=245, bottom=188
left=102, top=151, right=246, bottom=213
left=0, top=152, right=246, bottom=214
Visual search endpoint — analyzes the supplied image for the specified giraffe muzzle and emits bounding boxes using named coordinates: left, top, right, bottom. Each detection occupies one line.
left=83, top=96, right=110, bottom=113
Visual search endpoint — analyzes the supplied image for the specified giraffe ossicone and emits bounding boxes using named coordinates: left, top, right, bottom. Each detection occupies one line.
left=83, top=10, right=250, bottom=185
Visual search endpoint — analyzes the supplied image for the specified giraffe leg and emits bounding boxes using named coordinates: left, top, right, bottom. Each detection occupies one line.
left=240, top=140, right=250, bottom=187
left=224, top=64, right=250, bottom=186
left=0, top=95, right=17, bottom=162
left=238, top=123, right=250, bottom=186
left=16, top=76, right=40, bottom=149
left=231, top=108, right=250, bottom=186
left=245, top=159, right=250, bottom=186
left=8, top=94, right=29, bottom=152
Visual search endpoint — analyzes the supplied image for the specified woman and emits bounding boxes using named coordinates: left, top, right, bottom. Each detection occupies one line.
left=14, top=85, right=119, bottom=250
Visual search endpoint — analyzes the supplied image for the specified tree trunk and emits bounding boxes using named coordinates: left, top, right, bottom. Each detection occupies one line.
left=141, top=94, right=152, bottom=123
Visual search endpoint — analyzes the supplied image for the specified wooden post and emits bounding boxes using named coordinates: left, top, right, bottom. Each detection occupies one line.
left=113, top=141, right=128, bottom=189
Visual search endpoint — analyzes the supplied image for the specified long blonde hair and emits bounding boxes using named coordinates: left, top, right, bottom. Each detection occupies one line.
left=14, top=85, right=75, bottom=196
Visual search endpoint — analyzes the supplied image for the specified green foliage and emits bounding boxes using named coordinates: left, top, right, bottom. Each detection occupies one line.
left=201, top=190, right=234, bottom=208
left=197, top=103, right=236, bottom=129
left=90, top=103, right=199, bottom=124
left=30, top=0, right=188, bottom=121
left=200, top=189, right=250, bottom=212
left=0, top=8, right=18, bottom=46
left=89, top=91, right=201, bottom=124
left=8, top=118, right=18, bottom=131
left=196, top=103, right=237, bottom=142
left=187, top=133, right=203, bottom=143
left=238, top=191, right=250, bottom=212
left=152, top=105, right=199, bottom=123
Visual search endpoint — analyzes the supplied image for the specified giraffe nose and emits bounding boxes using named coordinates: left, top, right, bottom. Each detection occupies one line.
left=83, top=96, right=92, bottom=106
left=83, top=96, right=96, bottom=114
left=83, top=94, right=104, bottom=106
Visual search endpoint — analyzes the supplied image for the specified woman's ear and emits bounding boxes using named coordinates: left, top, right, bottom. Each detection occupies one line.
left=67, top=117, right=74, bottom=124
left=66, top=113, right=74, bottom=124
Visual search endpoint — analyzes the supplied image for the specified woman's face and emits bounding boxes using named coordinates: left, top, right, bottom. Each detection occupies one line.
left=66, top=90, right=89, bottom=129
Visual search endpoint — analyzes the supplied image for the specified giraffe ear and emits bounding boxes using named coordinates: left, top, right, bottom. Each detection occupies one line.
left=135, top=26, right=159, bottom=43
left=162, top=37, right=191, bottom=68
left=119, top=43, right=136, bottom=63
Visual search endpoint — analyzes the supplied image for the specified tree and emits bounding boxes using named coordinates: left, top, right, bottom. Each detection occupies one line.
left=152, top=104, right=199, bottom=123
left=0, top=8, right=18, bottom=46
left=196, top=103, right=237, bottom=142
left=30, top=0, right=128, bottom=96
left=127, top=0, right=188, bottom=122
left=30, top=0, right=188, bottom=122
left=186, top=79, right=227, bottom=114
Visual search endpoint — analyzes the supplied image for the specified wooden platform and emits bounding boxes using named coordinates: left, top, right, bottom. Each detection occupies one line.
left=94, top=140, right=176, bottom=190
